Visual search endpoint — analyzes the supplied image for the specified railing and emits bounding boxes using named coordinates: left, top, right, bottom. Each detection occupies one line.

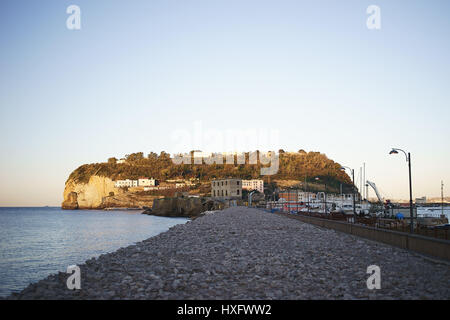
left=265, top=202, right=449, bottom=241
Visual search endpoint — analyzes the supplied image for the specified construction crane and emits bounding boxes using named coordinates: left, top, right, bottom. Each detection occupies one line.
left=366, top=180, right=384, bottom=204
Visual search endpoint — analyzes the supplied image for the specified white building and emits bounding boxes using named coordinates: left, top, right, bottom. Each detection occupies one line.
left=242, top=179, right=264, bottom=193
left=114, top=179, right=138, bottom=188
left=297, top=192, right=317, bottom=203
left=114, top=178, right=156, bottom=188
left=138, top=177, right=156, bottom=187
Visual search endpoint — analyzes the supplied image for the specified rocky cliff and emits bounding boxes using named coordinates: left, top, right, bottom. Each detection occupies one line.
left=62, top=175, right=158, bottom=210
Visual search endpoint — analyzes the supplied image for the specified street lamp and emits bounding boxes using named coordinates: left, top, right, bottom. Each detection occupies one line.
left=315, top=177, right=327, bottom=214
left=340, top=166, right=356, bottom=217
left=305, top=175, right=310, bottom=213
left=389, top=148, right=414, bottom=233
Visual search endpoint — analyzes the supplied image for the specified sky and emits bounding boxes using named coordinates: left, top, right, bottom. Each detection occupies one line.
left=0, top=0, right=449, bottom=206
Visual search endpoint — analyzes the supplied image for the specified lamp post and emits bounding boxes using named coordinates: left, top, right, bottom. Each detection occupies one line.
left=305, top=175, right=310, bottom=213
left=315, top=177, right=327, bottom=214
left=389, top=148, right=414, bottom=233
left=340, top=166, right=356, bottom=217
left=442, top=181, right=444, bottom=218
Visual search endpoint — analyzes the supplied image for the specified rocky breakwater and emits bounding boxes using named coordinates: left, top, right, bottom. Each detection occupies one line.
left=144, top=196, right=226, bottom=218
left=8, top=207, right=450, bottom=300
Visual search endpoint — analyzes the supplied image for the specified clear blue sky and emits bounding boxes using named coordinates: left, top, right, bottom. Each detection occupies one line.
left=1, top=0, right=449, bottom=205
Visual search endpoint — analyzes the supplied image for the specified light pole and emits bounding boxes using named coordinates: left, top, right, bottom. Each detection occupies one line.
left=340, top=166, right=356, bottom=217
left=442, top=181, right=444, bottom=218
left=305, top=175, right=310, bottom=213
left=389, top=148, right=414, bottom=233
left=315, top=177, right=327, bottom=214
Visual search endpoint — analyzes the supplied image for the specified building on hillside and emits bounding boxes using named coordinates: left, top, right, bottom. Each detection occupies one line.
left=114, top=178, right=156, bottom=188
left=117, top=158, right=126, bottom=164
left=242, top=179, right=264, bottom=193
left=138, top=177, right=156, bottom=187
left=114, top=179, right=138, bottom=188
left=211, top=178, right=242, bottom=199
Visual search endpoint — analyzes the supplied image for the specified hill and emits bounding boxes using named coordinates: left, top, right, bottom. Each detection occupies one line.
left=62, top=150, right=354, bottom=209
left=68, top=150, right=352, bottom=188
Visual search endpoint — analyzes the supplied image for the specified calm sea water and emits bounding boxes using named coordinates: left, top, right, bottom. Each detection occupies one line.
left=417, top=207, right=450, bottom=220
left=0, top=207, right=188, bottom=297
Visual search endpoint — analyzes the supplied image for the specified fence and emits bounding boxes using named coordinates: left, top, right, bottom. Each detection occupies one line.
left=267, top=210, right=450, bottom=261
left=265, top=202, right=449, bottom=241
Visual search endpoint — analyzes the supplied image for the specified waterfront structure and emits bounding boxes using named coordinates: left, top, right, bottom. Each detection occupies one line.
left=415, top=196, right=427, bottom=204
left=242, top=179, right=264, bottom=193
left=278, top=189, right=363, bottom=213
left=211, top=178, right=242, bottom=199
left=279, top=190, right=299, bottom=202
left=298, top=192, right=317, bottom=203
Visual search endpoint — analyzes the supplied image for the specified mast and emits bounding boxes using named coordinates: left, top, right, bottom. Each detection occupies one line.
left=360, top=167, right=362, bottom=205
left=442, top=180, right=444, bottom=217
left=363, top=162, right=366, bottom=200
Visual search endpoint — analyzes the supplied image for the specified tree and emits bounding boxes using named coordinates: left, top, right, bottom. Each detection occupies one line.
left=159, top=151, right=171, bottom=160
left=126, top=152, right=144, bottom=162
left=147, top=152, right=158, bottom=160
left=68, top=150, right=353, bottom=189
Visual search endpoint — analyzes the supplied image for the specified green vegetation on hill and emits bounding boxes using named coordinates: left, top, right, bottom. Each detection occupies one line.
left=67, top=150, right=353, bottom=191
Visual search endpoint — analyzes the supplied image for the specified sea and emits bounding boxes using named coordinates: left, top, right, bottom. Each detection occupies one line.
left=417, top=207, right=450, bottom=220
left=0, top=207, right=188, bottom=297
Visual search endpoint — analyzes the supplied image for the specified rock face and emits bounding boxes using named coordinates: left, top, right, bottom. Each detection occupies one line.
left=61, top=192, right=78, bottom=210
left=62, top=175, right=158, bottom=210
left=62, top=175, right=116, bottom=209
left=148, top=197, right=226, bottom=218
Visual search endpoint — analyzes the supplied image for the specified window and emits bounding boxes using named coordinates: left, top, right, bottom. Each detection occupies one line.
left=237, top=189, right=240, bottom=195
left=213, top=190, right=215, bottom=197
left=237, top=181, right=240, bottom=185
left=221, top=190, right=224, bottom=196
left=226, top=190, right=228, bottom=196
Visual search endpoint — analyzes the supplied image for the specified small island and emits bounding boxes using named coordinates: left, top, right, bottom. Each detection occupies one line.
left=62, top=150, right=354, bottom=217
